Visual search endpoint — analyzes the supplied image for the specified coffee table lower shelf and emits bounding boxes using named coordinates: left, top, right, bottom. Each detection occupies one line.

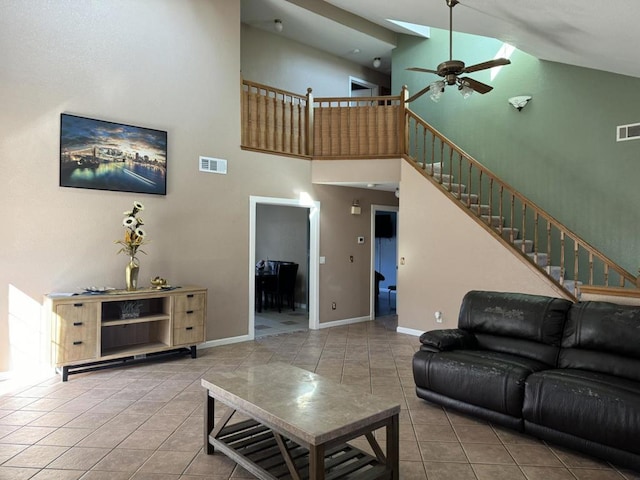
left=208, top=419, right=389, bottom=480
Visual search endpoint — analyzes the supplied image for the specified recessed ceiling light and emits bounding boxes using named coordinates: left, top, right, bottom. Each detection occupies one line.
left=351, top=48, right=361, bottom=54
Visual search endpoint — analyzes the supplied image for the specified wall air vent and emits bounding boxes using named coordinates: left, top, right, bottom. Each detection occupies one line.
left=199, top=156, right=227, bottom=174
left=616, top=123, right=640, bottom=142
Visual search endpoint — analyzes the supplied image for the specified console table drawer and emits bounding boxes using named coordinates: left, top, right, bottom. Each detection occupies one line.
left=174, top=293, right=205, bottom=313
left=54, top=303, right=98, bottom=364
left=174, top=309, right=205, bottom=329
left=174, top=325, right=204, bottom=346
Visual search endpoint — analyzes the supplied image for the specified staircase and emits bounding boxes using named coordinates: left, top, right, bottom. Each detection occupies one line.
left=405, top=106, right=637, bottom=300
left=427, top=162, right=584, bottom=296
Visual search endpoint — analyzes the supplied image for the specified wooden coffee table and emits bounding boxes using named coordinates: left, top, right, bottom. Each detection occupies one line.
left=202, top=363, right=400, bottom=480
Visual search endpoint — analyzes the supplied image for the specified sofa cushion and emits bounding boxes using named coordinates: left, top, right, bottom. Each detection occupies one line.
left=458, top=291, right=572, bottom=365
left=523, top=369, right=640, bottom=455
left=419, top=328, right=477, bottom=352
left=413, top=349, right=549, bottom=418
left=560, top=301, right=640, bottom=381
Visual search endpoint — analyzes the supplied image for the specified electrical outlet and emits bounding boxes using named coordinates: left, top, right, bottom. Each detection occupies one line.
left=331, top=302, right=337, bottom=310
left=435, top=311, right=443, bottom=323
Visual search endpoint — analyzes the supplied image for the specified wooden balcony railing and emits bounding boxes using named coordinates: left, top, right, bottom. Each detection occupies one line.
left=240, top=78, right=638, bottom=297
left=241, top=78, right=405, bottom=158
left=313, top=95, right=404, bottom=158
left=241, top=79, right=310, bottom=157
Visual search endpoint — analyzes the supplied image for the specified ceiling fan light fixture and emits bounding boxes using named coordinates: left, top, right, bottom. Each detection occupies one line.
left=429, top=80, right=445, bottom=102
left=459, top=83, right=474, bottom=99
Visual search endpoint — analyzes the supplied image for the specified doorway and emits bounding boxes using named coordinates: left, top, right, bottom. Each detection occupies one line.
left=350, top=77, right=379, bottom=106
left=249, top=196, right=320, bottom=340
left=350, top=77, right=379, bottom=98
left=371, top=205, right=398, bottom=318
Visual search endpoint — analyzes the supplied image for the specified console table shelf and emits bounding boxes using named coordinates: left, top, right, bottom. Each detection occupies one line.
left=102, top=341, right=171, bottom=358
left=46, top=286, right=207, bottom=381
left=101, top=314, right=171, bottom=326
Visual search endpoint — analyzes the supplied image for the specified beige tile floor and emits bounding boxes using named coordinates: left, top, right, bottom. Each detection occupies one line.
left=254, top=308, right=309, bottom=338
left=1, top=318, right=639, bottom=480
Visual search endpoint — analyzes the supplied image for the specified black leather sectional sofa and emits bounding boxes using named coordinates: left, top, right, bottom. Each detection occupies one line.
left=412, top=290, right=640, bottom=470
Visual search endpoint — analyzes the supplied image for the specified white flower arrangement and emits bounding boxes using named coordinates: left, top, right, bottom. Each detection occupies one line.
left=115, top=201, right=148, bottom=259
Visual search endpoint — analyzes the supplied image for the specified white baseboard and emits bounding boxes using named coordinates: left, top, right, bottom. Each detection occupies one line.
left=198, top=335, right=251, bottom=350
left=318, top=316, right=370, bottom=329
left=396, top=326, right=423, bottom=337
left=197, top=319, right=414, bottom=348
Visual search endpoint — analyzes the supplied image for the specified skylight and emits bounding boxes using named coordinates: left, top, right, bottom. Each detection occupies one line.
left=491, top=43, right=515, bottom=80
left=386, top=19, right=431, bottom=38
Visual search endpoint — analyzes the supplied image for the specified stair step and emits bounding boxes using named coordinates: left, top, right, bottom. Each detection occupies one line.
left=563, top=280, right=583, bottom=297
left=546, top=265, right=562, bottom=281
left=497, top=227, right=519, bottom=241
left=433, top=173, right=453, bottom=183
left=482, top=215, right=503, bottom=228
left=442, top=183, right=466, bottom=194
left=458, top=193, right=479, bottom=204
left=470, top=204, right=492, bottom=216
left=512, top=239, right=534, bottom=253
left=527, top=252, right=549, bottom=267
left=424, top=162, right=442, bottom=174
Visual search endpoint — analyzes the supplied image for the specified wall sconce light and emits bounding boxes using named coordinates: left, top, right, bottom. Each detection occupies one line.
left=351, top=200, right=361, bottom=215
left=372, top=57, right=381, bottom=68
left=508, top=95, right=532, bottom=111
left=274, top=19, right=283, bottom=33
left=394, top=188, right=400, bottom=198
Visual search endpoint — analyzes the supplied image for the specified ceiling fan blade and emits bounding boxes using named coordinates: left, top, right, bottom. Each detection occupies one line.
left=459, top=77, right=493, bottom=94
left=463, top=58, right=511, bottom=73
left=407, top=84, right=432, bottom=103
left=406, top=67, right=439, bottom=74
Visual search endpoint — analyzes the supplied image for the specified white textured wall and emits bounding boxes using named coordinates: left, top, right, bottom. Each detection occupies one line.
left=0, top=0, right=314, bottom=372
left=0, top=0, right=398, bottom=374
left=241, top=23, right=391, bottom=97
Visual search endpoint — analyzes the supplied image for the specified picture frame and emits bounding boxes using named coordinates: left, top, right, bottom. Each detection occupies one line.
left=60, top=113, right=167, bottom=195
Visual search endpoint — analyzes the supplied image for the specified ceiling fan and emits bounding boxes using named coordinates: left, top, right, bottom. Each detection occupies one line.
left=406, top=0, right=511, bottom=102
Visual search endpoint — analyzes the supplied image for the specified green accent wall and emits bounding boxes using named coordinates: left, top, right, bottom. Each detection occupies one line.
left=393, top=29, right=640, bottom=276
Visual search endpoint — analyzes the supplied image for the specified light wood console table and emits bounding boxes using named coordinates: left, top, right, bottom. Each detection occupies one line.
left=45, top=286, right=207, bottom=381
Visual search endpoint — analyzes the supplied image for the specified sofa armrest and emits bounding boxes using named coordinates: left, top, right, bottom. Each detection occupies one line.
left=419, top=329, right=477, bottom=352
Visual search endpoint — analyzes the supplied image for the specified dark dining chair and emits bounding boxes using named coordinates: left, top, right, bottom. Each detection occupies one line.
left=266, top=262, right=298, bottom=313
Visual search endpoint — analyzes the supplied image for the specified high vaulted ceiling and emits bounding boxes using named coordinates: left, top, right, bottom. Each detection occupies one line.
left=242, top=0, right=640, bottom=80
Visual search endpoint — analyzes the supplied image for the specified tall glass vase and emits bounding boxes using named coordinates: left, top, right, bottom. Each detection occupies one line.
left=125, top=257, right=140, bottom=291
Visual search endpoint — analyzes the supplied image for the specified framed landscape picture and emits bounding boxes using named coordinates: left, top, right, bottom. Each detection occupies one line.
left=60, top=114, right=167, bottom=195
